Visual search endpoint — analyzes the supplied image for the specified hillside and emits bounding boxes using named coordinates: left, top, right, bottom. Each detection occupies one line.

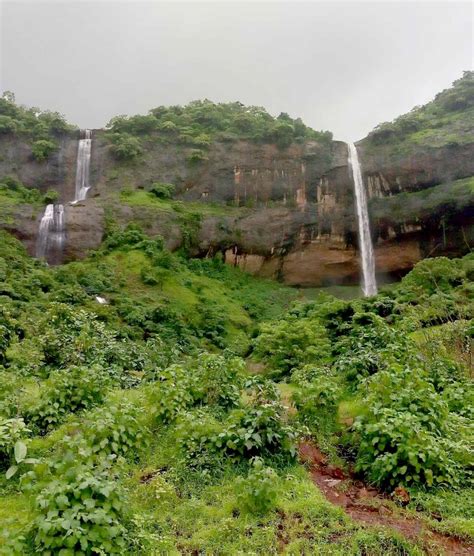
left=0, top=227, right=473, bottom=554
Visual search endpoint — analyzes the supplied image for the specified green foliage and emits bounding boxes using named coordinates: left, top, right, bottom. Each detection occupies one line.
left=31, top=139, right=57, bottom=161
left=42, top=189, right=59, bottom=204
left=149, top=181, right=175, bottom=199
left=353, top=365, right=469, bottom=488
left=236, top=457, right=278, bottom=514
left=0, top=91, right=74, bottom=142
left=0, top=175, right=42, bottom=204
left=365, top=71, right=474, bottom=149
left=151, top=364, right=194, bottom=424
left=292, top=368, right=341, bottom=432
left=191, top=353, right=243, bottom=408
left=34, top=456, right=127, bottom=554
left=0, top=418, right=29, bottom=471
left=109, top=133, right=143, bottom=160
left=26, top=365, right=109, bottom=433
left=106, top=99, right=332, bottom=150
left=80, top=402, right=147, bottom=460
left=253, top=315, right=331, bottom=377
left=0, top=115, right=18, bottom=134
left=213, top=398, right=297, bottom=460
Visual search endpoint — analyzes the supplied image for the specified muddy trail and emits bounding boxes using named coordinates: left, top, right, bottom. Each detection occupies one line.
left=299, top=441, right=474, bottom=555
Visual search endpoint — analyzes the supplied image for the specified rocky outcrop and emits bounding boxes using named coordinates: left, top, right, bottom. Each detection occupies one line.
left=1, top=126, right=472, bottom=286
left=0, top=132, right=79, bottom=202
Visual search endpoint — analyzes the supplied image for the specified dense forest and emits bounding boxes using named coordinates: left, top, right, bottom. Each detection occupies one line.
left=0, top=222, right=472, bottom=554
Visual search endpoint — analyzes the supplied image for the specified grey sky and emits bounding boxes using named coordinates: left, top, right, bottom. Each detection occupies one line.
left=1, top=1, right=472, bottom=141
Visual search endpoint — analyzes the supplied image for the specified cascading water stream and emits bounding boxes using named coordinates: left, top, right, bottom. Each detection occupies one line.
left=348, top=142, right=377, bottom=296
left=36, top=129, right=92, bottom=262
left=35, top=204, right=66, bottom=260
left=73, top=129, right=92, bottom=202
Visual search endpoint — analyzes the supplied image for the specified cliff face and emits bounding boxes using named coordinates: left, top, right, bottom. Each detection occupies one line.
left=2, top=131, right=472, bottom=286
left=1, top=75, right=473, bottom=286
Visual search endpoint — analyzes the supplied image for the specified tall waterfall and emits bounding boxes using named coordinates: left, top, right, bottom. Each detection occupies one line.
left=74, top=129, right=92, bottom=202
left=348, top=142, right=377, bottom=296
left=36, top=204, right=66, bottom=260
left=36, top=129, right=92, bottom=262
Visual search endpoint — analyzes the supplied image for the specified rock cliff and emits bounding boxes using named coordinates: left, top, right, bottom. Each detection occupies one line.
left=1, top=74, right=473, bottom=286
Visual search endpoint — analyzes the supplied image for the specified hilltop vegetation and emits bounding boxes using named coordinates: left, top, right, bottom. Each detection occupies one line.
left=364, top=71, right=474, bottom=151
left=106, top=99, right=333, bottom=160
left=0, top=91, right=75, bottom=161
left=0, top=225, right=472, bottom=554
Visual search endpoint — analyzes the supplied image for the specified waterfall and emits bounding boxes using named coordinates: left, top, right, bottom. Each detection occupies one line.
left=36, top=129, right=92, bottom=262
left=74, top=129, right=92, bottom=202
left=348, top=142, right=377, bottom=296
left=36, top=204, right=66, bottom=260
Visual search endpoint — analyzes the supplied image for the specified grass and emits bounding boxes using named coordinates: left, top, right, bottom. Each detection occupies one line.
left=370, top=176, right=474, bottom=224
left=119, top=189, right=249, bottom=217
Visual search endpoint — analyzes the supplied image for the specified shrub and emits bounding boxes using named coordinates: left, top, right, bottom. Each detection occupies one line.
left=149, top=182, right=175, bottom=199
left=353, top=366, right=468, bottom=488
left=292, top=373, right=341, bottom=432
left=110, top=133, right=143, bottom=160
left=215, top=400, right=297, bottom=459
left=31, top=139, right=57, bottom=161
left=42, top=189, right=59, bottom=204
left=80, top=402, right=147, bottom=460
left=151, top=364, right=194, bottom=424
left=253, top=317, right=331, bottom=377
left=27, top=365, right=109, bottom=432
left=236, top=457, right=278, bottom=514
left=0, top=418, right=30, bottom=472
left=34, top=457, right=127, bottom=554
left=0, top=115, right=18, bottom=134
left=186, top=149, right=207, bottom=163
left=191, top=353, right=243, bottom=409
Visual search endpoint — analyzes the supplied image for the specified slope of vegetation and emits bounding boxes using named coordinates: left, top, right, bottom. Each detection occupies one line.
left=0, top=224, right=472, bottom=554
left=364, top=71, right=474, bottom=151
left=369, top=176, right=474, bottom=226
left=0, top=92, right=75, bottom=161
left=105, top=99, right=333, bottom=160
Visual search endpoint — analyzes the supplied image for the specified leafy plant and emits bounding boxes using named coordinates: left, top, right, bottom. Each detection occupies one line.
left=31, top=139, right=57, bottom=161
left=26, top=365, right=109, bottom=433
left=149, top=182, right=175, bottom=199
left=0, top=418, right=36, bottom=478
left=34, top=456, right=127, bottom=554
left=236, top=457, right=278, bottom=514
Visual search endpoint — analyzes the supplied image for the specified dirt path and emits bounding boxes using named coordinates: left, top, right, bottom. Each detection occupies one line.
left=299, top=441, right=474, bottom=556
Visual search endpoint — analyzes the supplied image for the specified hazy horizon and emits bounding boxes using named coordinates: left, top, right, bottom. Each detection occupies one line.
left=1, top=1, right=472, bottom=141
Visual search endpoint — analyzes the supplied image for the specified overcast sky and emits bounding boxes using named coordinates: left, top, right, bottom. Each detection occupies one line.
left=0, top=0, right=472, bottom=141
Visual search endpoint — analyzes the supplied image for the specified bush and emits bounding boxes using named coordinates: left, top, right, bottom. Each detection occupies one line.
left=110, top=133, right=143, bottom=160
left=42, top=189, right=59, bottom=204
left=0, top=115, right=18, bottom=134
left=353, top=366, right=468, bottom=488
left=151, top=364, right=194, bottom=424
left=215, top=399, right=297, bottom=460
left=236, top=457, right=278, bottom=514
left=0, top=418, right=29, bottom=471
left=149, top=182, right=175, bottom=199
left=186, top=149, right=208, bottom=163
left=292, top=373, right=341, bottom=432
left=253, top=316, right=331, bottom=377
left=31, top=139, right=57, bottom=161
left=191, top=353, right=243, bottom=409
left=34, top=457, right=127, bottom=554
left=26, top=365, right=109, bottom=432
left=80, top=402, right=147, bottom=460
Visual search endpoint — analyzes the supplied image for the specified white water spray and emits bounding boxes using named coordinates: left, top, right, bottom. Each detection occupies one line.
left=74, top=129, right=92, bottom=202
left=348, top=142, right=377, bottom=296
left=36, top=204, right=66, bottom=260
